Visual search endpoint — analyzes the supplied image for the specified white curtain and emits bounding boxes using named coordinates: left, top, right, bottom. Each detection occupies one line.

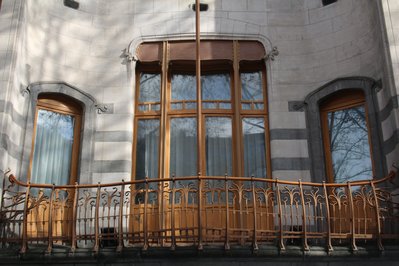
left=242, top=118, right=266, bottom=188
left=30, top=109, right=75, bottom=186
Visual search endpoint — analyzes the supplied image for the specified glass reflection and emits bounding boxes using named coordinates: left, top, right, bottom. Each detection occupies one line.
left=202, top=74, right=231, bottom=101
left=139, top=73, right=161, bottom=103
left=327, top=105, right=372, bottom=182
left=171, top=74, right=196, bottom=101
left=241, top=72, right=264, bottom=110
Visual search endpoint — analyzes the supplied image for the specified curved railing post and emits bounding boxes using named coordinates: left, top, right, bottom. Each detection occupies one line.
left=70, top=182, right=79, bottom=253
left=322, top=182, right=333, bottom=253
left=143, top=177, right=149, bottom=251
left=93, top=183, right=101, bottom=253
left=251, top=176, right=258, bottom=252
left=298, top=180, right=309, bottom=251
left=197, top=173, right=203, bottom=250
left=170, top=176, right=176, bottom=251
left=275, top=180, right=285, bottom=252
left=346, top=182, right=357, bottom=251
left=116, top=180, right=125, bottom=252
left=20, top=182, right=31, bottom=255
left=46, top=184, right=55, bottom=254
left=370, top=180, right=383, bottom=251
left=224, top=174, right=230, bottom=250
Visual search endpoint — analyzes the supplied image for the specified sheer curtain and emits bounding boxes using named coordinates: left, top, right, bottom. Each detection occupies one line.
left=205, top=117, right=232, bottom=177
left=169, top=117, right=197, bottom=179
left=30, top=109, right=75, bottom=186
left=135, top=119, right=160, bottom=202
left=242, top=118, right=267, bottom=188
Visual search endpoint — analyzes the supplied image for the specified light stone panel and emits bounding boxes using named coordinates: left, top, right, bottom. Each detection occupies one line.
left=270, top=140, right=309, bottom=158
left=269, top=112, right=306, bottom=129
left=97, top=114, right=133, bottom=132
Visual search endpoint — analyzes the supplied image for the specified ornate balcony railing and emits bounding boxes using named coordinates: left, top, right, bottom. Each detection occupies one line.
left=0, top=170, right=398, bottom=255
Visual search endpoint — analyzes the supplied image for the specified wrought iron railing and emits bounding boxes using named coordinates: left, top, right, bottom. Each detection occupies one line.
left=0, top=170, right=398, bottom=254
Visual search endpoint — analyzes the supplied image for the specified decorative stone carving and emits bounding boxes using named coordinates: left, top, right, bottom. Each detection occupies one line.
left=95, top=103, right=113, bottom=114
left=265, top=46, right=279, bottom=61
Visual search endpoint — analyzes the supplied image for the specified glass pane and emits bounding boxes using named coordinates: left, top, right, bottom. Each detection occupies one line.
left=206, top=117, right=233, bottom=176
left=242, top=103, right=251, bottom=110
left=152, top=104, right=160, bottom=111
left=327, top=106, right=372, bottom=182
left=185, top=102, right=197, bottom=110
left=202, top=102, right=217, bottom=109
left=241, top=72, right=263, bottom=101
left=138, top=104, right=148, bottom=112
left=135, top=119, right=160, bottom=180
left=170, top=118, right=197, bottom=178
left=171, top=74, right=196, bottom=101
left=171, top=103, right=183, bottom=110
left=202, top=74, right=231, bottom=101
left=242, top=118, right=267, bottom=188
left=255, top=103, right=264, bottom=110
left=31, top=109, right=75, bottom=186
left=220, top=103, right=231, bottom=109
left=139, top=73, right=161, bottom=103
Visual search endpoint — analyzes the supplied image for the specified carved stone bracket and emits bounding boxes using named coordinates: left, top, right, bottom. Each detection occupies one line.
left=374, top=79, right=383, bottom=93
left=124, top=49, right=137, bottom=62
left=95, top=103, right=114, bottom=114
left=288, top=101, right=306, bottom=112
left=265, top=46, right=279, bottom=61
left=20, top=86, right=30, bottom=97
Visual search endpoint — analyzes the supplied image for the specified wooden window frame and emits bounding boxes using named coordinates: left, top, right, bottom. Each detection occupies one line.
left=133, top=40, right=271, bottom=180
left=28, top=93, right=83, bottom=185
left=320, top=90, right=374, bottom=183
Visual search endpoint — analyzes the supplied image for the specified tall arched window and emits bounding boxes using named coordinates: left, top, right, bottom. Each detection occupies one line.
left=29, top=93, right=82, bottom=185
left=320, top=90, right=373, bottom=183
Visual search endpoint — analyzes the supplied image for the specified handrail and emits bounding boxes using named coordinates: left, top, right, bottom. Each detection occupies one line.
left=5, top=170, right=396, bottom=190
left=1, top=170, right=397, bottom=255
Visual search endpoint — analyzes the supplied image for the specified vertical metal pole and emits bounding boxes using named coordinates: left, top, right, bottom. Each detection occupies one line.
left=195, top=0, right=203, bottom=251
left=251, top=177, right=258, bottom=252
left=298, top=180, right=309, bottom=251
left=93, top=183, right=101, bottom=253
left=276, top=181, right=285, bottom=252
left=117, top=181, right=125, bottom=252
left=70, top=183, right=79, bottom=253
left=346, top=182, right=357, bottom=251
left=46, top=185, right=55, bottom=254
left=195, top=0, right=202, bottom=175
left=143, top=177, right=149, bottom=251
left=20, top=182, right=31, bottom=254
left=322, top=182, right=333, bottom=253
left=170, top=177, right=176, bottom=250
left=224, top=174, right=230, bottom=250
left=197, top=174, right=203, bottom=250
left=370, top=181, right=384, bottom=251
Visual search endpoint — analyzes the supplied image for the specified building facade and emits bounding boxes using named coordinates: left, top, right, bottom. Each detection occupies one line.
left=0, top=0, right=399, bottom=263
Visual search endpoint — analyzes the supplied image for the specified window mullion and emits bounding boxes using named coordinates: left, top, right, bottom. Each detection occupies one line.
left=159, top=41, right=169, bottom=180
left=233, top=41, right=243, bottom=177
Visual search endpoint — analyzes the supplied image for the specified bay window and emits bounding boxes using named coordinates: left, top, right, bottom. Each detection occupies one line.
left=133, top=40, right=270, bottom=183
